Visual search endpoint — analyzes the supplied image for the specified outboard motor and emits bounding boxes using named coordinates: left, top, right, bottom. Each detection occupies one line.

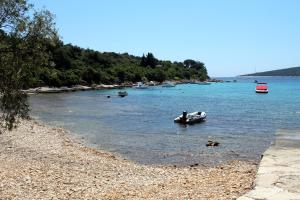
left=182, top=111, right=187, bottom=122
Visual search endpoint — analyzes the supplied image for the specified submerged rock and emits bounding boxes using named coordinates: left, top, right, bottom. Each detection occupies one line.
left=206, top=140, right=220, bottom=147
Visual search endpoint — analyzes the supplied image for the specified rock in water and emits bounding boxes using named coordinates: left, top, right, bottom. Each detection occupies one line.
left=206, top=140, right=220, bottom=147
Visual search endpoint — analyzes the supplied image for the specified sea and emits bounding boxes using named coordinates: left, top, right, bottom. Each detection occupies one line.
left=29, top=76, right=300, bottom=166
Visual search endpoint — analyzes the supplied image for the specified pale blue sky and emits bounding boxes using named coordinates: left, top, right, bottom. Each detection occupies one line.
left=31, top=0, right=300, bottom=77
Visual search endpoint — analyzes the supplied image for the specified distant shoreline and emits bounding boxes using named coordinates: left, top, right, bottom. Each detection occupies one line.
left=242, top=66, right=300, bottom=76
left=22, top=79, right=221, bottom=94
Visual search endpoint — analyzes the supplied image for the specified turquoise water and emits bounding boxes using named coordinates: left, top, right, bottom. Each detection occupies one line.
left=29, top=77, right=300, bottom=166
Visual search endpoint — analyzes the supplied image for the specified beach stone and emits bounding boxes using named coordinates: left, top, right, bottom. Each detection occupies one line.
left=189, top=163, right=199, bottom=167
left=0, top=119, right=257, bottom=200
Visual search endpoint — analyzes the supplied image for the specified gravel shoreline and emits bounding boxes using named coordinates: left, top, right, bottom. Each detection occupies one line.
left=0, top=120, right=257, bottom=199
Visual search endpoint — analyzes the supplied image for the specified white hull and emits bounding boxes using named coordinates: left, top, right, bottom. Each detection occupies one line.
left=174, top=111, right=206, bottom=124
left=135, top=82, right=149, bottom=89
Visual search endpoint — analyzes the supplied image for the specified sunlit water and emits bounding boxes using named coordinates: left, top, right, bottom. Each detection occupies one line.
left=29, top=77, right=300, bottom=166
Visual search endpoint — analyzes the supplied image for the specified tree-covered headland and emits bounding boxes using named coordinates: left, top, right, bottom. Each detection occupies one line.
left=25, top=45, right=209, bottom=88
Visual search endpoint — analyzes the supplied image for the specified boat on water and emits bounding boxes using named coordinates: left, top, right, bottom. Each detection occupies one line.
left=148, top=81, right=156, bottom=86
left=134, top=82, right=149, bottom=89
left=118, top=91, right=128, bottom=97
left=162, top=81, right=175, bottom=87
left=256, top=82, right=268, bottom=93
left=174, top=111, right=206, bottom=124
left=197, top=81, right=211, bottom=85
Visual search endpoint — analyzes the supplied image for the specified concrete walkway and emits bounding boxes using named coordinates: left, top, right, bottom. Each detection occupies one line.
left=238, top=130, right=300, bottom=200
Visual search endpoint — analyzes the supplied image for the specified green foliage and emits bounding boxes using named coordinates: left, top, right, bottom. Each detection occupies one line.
left=27, top=44, right=209, bottom=86
left=140, top=53, right=158, bottom=68
left=82, top=67, right=102, bottom=85
left=0, top=0, right=57, bottom=131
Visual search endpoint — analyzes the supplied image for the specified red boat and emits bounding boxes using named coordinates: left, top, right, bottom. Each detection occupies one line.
left=256, top=82, right=268, bottom=93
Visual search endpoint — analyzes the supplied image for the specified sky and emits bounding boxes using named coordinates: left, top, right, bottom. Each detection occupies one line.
left=31, top=0, right=300, bottom=77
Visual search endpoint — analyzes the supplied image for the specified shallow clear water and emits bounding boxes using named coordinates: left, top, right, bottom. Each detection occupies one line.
left=29, top=77, right=300, bottom=166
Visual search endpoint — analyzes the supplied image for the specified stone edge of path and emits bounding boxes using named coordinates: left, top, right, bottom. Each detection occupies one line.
left=238, top=130, right=300, bottom=200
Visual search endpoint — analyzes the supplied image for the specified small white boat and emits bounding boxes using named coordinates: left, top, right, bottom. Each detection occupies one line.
left=135, top=82, right=148, bottom=89
left=174, top=111, right=206, bottom=124
left=162, top=81, right=175, bottom=87
left=118, top=91, right=128, bottom=97
left=148, top=81, right=156, bottom=86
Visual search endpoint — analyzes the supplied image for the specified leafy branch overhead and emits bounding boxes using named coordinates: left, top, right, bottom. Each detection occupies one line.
left=0, top=0, right=58, bottom=131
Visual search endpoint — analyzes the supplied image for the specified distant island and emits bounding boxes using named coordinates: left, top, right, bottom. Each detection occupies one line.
left=243, top=66, right=300, bottom=76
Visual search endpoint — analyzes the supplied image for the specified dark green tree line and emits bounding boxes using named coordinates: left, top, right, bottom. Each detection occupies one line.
left=30, top=44, right=209, bottom=87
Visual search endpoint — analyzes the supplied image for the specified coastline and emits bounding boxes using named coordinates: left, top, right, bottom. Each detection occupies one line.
left=0, top=119, right=257, bottom=199
left=21, top=79, right=220, bottom=94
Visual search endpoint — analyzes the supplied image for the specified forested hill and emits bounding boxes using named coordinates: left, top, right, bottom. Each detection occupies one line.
left=244, top=66, right=300, bottom=76
left=26, top=40, right=209, bottom=88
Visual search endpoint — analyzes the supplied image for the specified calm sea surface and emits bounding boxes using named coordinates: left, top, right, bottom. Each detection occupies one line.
left=29, top=77, right=300, bottom=166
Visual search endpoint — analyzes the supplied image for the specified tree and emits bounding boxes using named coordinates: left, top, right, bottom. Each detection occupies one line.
left=52, top=47, right=72, bottom=70
left=183, top=59, right=196, bottom=68
left=184, top=59, right=205, bottom=70
left=0, top=0, right=58, bottom=131
left=140, top=53, right=158, bottom=68
left=140, top=54, right=147, bottom=67
left=145, top=53, right=158, bottom=68
left=82, top=67, right=101, bottom=84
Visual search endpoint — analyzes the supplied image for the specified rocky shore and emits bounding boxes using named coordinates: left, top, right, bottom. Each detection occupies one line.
left=21, top=80, right=221, bottom=94
left=0, top=120, right=257, bottom=199
left=22, top=84, right=124, bottom=94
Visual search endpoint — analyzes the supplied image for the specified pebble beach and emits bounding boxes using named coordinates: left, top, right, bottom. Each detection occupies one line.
left=0, top=120, right=257, bottom=199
